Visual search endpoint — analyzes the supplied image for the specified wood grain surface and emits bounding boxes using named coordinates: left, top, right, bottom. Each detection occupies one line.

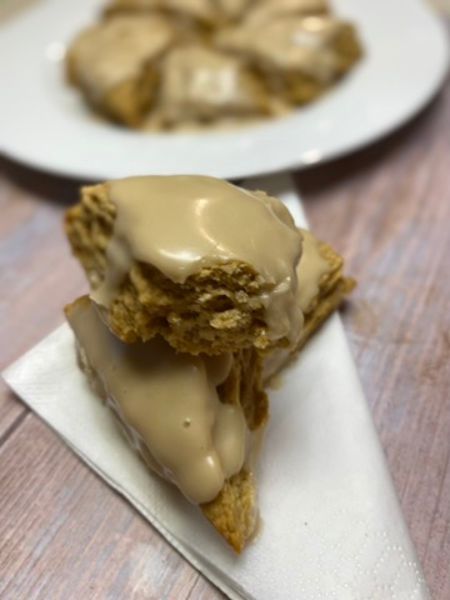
left=1, top=81, right=450, bottom=600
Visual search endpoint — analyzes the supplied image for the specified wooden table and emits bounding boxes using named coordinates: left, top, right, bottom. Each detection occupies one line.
left=1, top=79, right=450, bottom=599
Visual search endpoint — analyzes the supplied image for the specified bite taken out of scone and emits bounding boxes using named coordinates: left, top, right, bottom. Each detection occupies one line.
left=64, top=175, right=354, bottom=552
left=65, top=176, right=305, bottom=355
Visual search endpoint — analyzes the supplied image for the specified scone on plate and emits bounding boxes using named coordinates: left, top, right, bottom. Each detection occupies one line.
left=152, top=45, right=270, bottom=127
left=66, top=14, right=175, bottom=126
left=216, top=15, right=362, bottom=104
left=65, top=176, right=304, bottom=355
left=68, top=0, right=363, bottom=129
left=66, top=295, right=267, bottom=552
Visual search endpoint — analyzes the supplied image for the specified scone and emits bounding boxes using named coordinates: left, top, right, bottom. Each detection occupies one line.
left=216, top=15, right=362, bottom=104
left=65, top=176, right=304, bottom=355
left=66, top=14, right=175, bottom=126
left=153, top=44, right=269, bottom=127
left=66, top=295, right=267, bottom=552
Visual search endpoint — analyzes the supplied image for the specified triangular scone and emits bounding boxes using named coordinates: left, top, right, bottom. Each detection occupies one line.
left=201, top=469, right=257, bottom=553
left=66, top=15, right=175, bottom=126
left=152, top=45, right=270, bottom=128
left=65, top=296, right=267, bottom=552
left=216, top=15, right=362, bottom=105
left=65, top=176, right=304, bottom=355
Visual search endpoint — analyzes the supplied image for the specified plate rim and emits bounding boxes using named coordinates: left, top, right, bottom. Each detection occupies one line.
left=0, top=0, right=449, bottom=181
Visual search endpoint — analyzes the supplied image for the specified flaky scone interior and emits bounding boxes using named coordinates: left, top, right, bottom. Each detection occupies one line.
left=65, top=176, right=304, bottom=356
left=216, top=15, right=362, bottom=106
left=152, top=44, right=271, bottom=128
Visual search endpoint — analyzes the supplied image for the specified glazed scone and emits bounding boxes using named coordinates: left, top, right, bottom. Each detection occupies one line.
left=65, top=176, right=304, bottom=355
left=264, top=229, right=355, bottom=380
left=216, top=15, right=362, bottom=104
left=154, top=44, right=269, bottom=126
left=65, top=295, right=267, bottom=552
left=66, top=14, right=175, bottom=126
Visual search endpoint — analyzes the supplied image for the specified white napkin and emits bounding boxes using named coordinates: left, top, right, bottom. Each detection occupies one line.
left=3, top=175, right=429, bottom=600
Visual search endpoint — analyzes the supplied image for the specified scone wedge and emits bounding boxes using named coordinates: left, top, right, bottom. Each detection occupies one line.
left=65, top=176, right=304, bottom=355
left=66, top=295, right=267, bottom=552
left=216, top=15, right=362, bottom=105
left=66, top=15, right=175, bottom=126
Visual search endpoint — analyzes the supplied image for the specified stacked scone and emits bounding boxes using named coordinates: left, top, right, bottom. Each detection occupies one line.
left=64, top=175, right=354, bottom=551
left=66, top=0, right=363, bottom=129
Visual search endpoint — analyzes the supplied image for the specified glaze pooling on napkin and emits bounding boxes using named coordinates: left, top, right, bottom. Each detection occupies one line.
left=2, top=176, right=430, bottom=600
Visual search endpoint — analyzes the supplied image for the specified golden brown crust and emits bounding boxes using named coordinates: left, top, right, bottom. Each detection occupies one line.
left=283, top=24, right=362, bottom=105
left=65, top=15, right=174, bottom=127
left=201, top=469, right=257, bottom=553
left=216, top=20, right=362, bottom=107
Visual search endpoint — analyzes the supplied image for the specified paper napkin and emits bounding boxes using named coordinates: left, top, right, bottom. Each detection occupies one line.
left=3, top=175, right=430, bottom=600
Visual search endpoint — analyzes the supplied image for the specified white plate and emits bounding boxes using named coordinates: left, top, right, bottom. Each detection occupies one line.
left=0, top=0, right=448, bottom=180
